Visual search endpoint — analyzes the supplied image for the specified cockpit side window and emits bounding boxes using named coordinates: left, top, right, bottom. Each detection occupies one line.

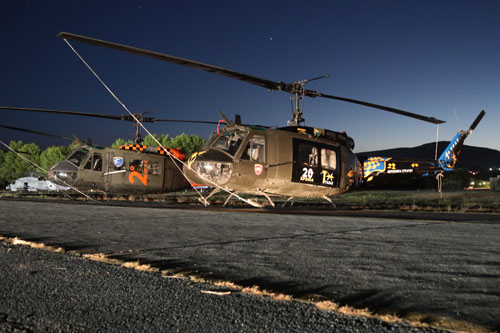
left=67, top=148, right=89, bottom=167
left=209, top=129, right=247, bottom=157
left=84, top=153, right=103, bottom=171
left=240, top=135, right=265, bottom=163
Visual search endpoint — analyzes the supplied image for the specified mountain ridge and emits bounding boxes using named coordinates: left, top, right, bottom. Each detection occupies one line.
left=357, top=141, right=500, bottom=170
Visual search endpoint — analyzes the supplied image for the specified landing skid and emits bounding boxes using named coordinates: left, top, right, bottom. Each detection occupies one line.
left=197, top=187, right=221, bottom=206
left=258, top=191, right=275, bottom=207
left=222, top=192, right=264, bottom=208
left=282, top=197, right=295, bottom=207
left=322, top=195, right=336, bottom=207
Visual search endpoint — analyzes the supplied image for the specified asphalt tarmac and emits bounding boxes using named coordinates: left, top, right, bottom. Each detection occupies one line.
left=1, top=199, right=499, bottom=331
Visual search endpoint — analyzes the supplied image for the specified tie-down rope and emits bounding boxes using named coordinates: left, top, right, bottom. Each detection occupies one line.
left=63, top=39, right=258, bottom=207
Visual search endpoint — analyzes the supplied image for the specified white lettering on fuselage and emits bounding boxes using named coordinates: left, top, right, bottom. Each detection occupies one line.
left=387, top=169, right=414, bottom=174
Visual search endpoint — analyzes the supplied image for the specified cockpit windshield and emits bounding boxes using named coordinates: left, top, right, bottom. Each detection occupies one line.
left=208, top=129, right=247, bottom=157
left=66, top=148, right=89, bottom=167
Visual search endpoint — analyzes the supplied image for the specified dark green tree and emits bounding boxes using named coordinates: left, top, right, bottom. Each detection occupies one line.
left=139, top=133, right=205, bottom=157
left=159, top=134, right=174, bottom=148
left=0, top=141, right=42, bottom=185
left=170, top=133, right=206, bottom=157
left=111, top=138, right=134, bottom=148
left=141, top=134, right=162, bottom=147
left=141, top=134, right=174, bottom=148
left=39, top=146, right=71, bottom=170
left=0, top=150, right=5, bottom=187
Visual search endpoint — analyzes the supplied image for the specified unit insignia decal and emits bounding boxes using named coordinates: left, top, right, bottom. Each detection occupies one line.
left=254, top=164, right=263, bottom=176
left=113, top=157, right=124, bottom=168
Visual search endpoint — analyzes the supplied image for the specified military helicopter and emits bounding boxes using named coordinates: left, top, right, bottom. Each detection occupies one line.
left=52, top=32, right=463, bottom=206
left=184, top=110, right=484, bottom=204
left=0, top=107, right=219, bottom=195
left=50, top=141, right=189, bottom=194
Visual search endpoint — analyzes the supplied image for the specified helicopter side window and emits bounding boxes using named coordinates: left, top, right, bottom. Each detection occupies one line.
left=129, top=160, right=143, bottom=173
left=93, top=154, right=102, bottom=171
left=83, top=153, right=103, bottom=171
left=321, top=149, right=337, bottom=170
left=298, top=144, right=318, bottom=167
left=309, top=147, right=318, bottom=167
left=148, top=161, right=161, bottom=175
left=241, top=135, right=265, bottom=163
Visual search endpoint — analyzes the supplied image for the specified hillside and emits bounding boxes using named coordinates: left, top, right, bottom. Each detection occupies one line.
left=357, top=141, right=500, bottom=170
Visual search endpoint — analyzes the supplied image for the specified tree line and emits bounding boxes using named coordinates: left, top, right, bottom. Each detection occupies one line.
left=0, top=133, right=206, bottom=188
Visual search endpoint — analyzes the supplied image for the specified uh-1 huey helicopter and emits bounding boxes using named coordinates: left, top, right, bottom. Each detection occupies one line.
left=50, top=32, right=485, bottom=206
left=0, top=106, right=223, bottom=195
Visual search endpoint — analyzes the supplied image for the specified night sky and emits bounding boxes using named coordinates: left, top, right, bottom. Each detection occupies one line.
left=1, top=0, right=499, bottom=153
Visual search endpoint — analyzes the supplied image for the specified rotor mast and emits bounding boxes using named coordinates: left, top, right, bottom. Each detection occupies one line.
left=289, top=74, right=329, bottom=126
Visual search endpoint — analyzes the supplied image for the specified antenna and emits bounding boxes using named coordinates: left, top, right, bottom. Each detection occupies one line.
left=454, top=109, right=461, bottom=131
left=434, top=123, right=440, bottom=160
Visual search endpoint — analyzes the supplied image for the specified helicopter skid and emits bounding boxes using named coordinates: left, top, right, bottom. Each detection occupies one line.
left=257, top=182, right=349, bottom=199
left=221, top=192, right=265, bottom=208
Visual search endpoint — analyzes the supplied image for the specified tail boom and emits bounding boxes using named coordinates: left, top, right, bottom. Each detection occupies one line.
left=438, top=110, right=485, bottom=170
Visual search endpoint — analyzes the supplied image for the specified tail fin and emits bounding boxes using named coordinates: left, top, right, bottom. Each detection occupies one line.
left=438, top=110, right=485, bottom=170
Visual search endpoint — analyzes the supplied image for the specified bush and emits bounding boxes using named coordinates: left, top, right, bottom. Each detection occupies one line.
left=491, top=176, right=500, bottom=191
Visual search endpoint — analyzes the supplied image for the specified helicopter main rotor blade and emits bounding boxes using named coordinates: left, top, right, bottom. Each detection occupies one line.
left=305, top=91, right=446, bottom=124
left=469, top=110, right=485, bottom=131
left=0, top=106, right=128, bottom=121
left=57, top=32, right=445, bottom=125
left=0, top=123, right=75, bottom=142
left=154, top=119, right=218, bottom=124
left=0, top=106, right=219, bottom=125
left=58, top=32, right=284, bottom=91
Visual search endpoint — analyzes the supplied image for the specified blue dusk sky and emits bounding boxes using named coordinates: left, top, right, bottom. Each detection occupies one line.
left=1, top=0, right=499, bottom=153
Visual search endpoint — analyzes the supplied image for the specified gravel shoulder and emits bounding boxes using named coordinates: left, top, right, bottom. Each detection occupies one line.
left=0, top=241, right=443, bottom=332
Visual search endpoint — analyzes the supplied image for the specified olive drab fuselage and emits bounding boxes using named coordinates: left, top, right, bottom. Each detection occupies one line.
left=49, top=145, right=189, bottom=194
left=184, top=125, right=362, bottom=198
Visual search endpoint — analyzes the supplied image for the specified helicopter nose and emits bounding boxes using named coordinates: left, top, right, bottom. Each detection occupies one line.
left=183, top=161, right=233, bottom=186
left=183, top=150, right=233, bottom=186
left=48, top=160, right=78, bottom=185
